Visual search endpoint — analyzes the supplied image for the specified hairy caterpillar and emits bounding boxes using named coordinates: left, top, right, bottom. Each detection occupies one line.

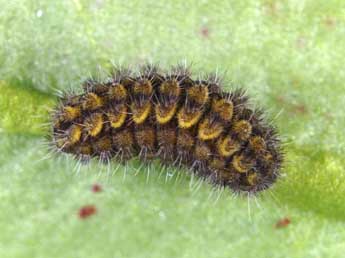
left=51, top=64, right=283, bottom=194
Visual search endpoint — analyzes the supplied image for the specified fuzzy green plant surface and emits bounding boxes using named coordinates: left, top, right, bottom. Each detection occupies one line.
left=1, top=0, right=345, bottom=257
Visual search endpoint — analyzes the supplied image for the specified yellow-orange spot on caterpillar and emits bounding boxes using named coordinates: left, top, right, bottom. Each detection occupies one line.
left=82, top=93, right=103, bottom=110
left=131, top=102, right=151, bottom=124
left=84, top=113, right=103, bottom=137
left=232, top=154, right=254, bottom=173
left=233, top=120, right=252, bottom=141
left=177, top=108, right=202, bottom=128
left=159, top=79, right=180, bottom=97
left=198, top=118, right=223, bottom=140
left=108, top=84, right=127, bottom=101
left=133, top=80, right=153, bottom=95
left=108, top=105, right=127, bottom=128
left=247, top=173, right=258, bottom=186
left=217, top=136, right=240, bottom=157
left=68, top=124, right=82, bottom=145
left=155, top=104, right=177, bottom=124
left=249, top=136, right=266, bottom=154
left=212, top=98, right=234, bottom=121
left=62, top=106, right=81, bottom=121
left=187, top=85, right=209, bottom=105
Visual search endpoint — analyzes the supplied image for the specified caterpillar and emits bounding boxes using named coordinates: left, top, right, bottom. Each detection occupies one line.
left=51, top=64, right=283, bottom=194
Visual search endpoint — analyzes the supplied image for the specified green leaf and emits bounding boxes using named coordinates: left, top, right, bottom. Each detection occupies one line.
left=0, top=81, right=55, bottom=135
left=1, top=1, right=345, bottom=257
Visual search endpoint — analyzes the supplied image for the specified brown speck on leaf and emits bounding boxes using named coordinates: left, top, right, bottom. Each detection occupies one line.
left=200, top=26, right=210, bottom=38
left=275, top=217, right=291, bottom=228
left=92, top=184, right=102, bottom=193
left=324, top=17, right=336, bottom=28
left=79, top=205, right=97, bottom=219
